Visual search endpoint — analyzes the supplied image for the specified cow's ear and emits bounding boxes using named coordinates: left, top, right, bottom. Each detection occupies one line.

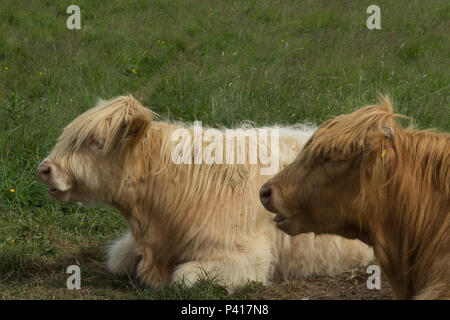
left=382, top=125, right=394, bottom=140
left=363, top=125, right=395, bottom=168
left=122, top=112, right=152, bottom=149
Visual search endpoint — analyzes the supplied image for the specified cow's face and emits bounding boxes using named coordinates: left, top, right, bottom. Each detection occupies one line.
left=260, top=104, right=396, bottom=239
left=37, top=138, right=104, bottom=203
left=37, top=96, right=152, bottom=205
left=260, top=145, right=363, bottom=237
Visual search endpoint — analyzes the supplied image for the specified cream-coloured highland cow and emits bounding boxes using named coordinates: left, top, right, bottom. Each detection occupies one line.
left=37, top=96, right=373, bottom=290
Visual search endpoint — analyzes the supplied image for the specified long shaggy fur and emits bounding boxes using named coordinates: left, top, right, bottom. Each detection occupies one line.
left=271, top=96, right=449, bottom=299
left=42, top=96, right=374, bottom=289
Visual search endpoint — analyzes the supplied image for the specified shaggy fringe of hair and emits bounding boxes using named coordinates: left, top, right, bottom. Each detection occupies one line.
left=53, top=95, right=156, bottom=158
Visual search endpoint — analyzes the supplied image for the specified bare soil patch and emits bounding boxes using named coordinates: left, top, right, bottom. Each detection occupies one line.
left=253, top=267, right=392, bottom=300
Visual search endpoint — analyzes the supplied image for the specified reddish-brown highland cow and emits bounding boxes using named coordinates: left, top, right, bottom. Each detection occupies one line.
left=37, top=95, right=373, bottom=291
left=260, top=96, right=449, bottom=299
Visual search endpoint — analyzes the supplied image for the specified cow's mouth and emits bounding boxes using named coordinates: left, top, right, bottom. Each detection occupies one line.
left=47, top=186, right=72, bottom=202
left=273, top=214, right=290, bottom=227
left=48, top=186, right=64, bottom=196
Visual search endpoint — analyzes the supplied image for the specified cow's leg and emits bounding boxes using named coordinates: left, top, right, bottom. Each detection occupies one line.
left=277, top=232, right=375, bottom=279
left=136, top=261, right=166, bottom=288
left=170, top=247, right=274, bottom=290
left=107, top=231, right=166, bottom=288
left=134, top=244, right=169, bottom=288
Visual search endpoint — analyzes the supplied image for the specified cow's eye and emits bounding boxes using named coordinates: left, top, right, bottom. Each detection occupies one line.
left=325, top=151, right=346, bottom=163
left=88, top=139, right=104, bottom=152
left=326, top=157, right=344, bottom=163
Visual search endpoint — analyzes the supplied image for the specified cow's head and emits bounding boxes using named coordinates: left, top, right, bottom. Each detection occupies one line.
left=37, top=96, right=153, bottom=205
left=260, top=97, right=399, bottom=241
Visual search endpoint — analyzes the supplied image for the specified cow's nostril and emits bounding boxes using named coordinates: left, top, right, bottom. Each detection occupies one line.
left=37, top=164, right=52, bottom=181
left=259, top=185, right=272, bottom=202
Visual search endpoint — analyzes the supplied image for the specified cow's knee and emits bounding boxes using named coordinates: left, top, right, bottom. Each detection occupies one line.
left=171, top=257, right=270, bottom=290
left=171, top=262, right=206, bottom=287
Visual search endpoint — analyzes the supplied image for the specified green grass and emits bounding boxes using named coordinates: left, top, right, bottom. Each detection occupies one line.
left=0, top=0, right=448, bottom=299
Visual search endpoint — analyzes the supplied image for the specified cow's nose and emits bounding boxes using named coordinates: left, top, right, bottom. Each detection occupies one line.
left=259, top=184, right=272, bottom=206
left=37, top=162, right=52, bottom=183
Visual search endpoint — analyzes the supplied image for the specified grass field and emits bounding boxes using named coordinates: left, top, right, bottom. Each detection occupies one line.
left=0, top=0, right=448, bottom=299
